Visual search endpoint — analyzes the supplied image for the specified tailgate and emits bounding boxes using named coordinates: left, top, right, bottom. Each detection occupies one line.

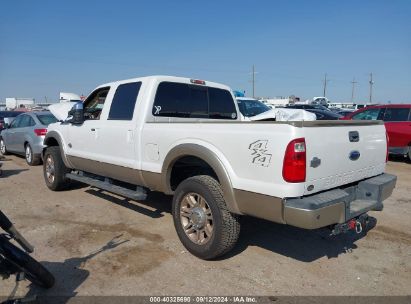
left=303, top=121, right=387, bottom=195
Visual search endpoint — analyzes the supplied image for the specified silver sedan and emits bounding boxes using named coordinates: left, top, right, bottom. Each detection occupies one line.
left=0, top=112, right=57, bottom=165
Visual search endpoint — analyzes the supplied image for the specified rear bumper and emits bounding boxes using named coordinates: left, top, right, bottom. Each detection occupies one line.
left=283, top=173, right=397, bottom=229
left=32, top=143, right=46, bottom=155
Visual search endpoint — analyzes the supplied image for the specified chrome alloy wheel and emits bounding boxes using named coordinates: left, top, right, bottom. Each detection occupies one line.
left=180, top=193, right=214, bottom=245
left=45, top=155, right=55, bottom=184
left=25, top=145, right=32, bottom=163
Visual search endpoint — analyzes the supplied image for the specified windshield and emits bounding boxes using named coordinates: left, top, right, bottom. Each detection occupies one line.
left=36, top=114, right=58, bottom=125
left=237, top=99, right=270, bottom=117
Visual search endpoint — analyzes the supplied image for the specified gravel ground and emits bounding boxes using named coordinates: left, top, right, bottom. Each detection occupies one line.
left=0, top=155, right=410, bottom=298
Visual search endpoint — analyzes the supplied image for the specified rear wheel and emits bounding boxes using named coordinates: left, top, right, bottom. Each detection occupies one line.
left=25, top=143, right=41, bottom=166
left=172, top=175, right=240, bottom=260
left=0, top=138, right=9, bottom=155
left=43, top=146, right=70, bottom=191
left=0, top=237, right=55, bottom=288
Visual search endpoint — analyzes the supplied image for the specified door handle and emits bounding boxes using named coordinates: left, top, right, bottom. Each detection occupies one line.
left=91, top=128, right=95, bottom=131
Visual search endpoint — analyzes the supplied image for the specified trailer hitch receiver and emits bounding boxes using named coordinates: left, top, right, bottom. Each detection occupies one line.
left=331, top=214, right=369, bottom=236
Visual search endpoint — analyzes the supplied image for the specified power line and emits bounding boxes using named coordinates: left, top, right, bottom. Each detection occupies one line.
left=350, top=77, right=358, bottom=103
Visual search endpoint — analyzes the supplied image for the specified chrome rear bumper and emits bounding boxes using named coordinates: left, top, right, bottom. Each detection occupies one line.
left=283, top=173, right=397, bottom=229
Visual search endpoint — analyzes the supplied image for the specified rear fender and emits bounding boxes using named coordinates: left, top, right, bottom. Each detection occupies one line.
left=161, top=143, right=241, bottom=214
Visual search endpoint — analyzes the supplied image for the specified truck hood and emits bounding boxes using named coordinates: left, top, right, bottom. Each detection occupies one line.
left=248, top=108, right=317, bottom=121
left=48, top=102, right=78, bottom=121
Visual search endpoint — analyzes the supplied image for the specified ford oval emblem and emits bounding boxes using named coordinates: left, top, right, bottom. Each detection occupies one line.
left=349, top=151, right=361, bottom=161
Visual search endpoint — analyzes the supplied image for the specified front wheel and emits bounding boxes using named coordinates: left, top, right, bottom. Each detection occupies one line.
left=0, top=236, right=55, bottom=288
left=172, top=175, right=240, bottom=260
left=43, top=146, right=70, bottom=191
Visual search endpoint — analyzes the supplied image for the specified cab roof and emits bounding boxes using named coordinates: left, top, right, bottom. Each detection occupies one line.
left=96, top=75, right=232, bottom=92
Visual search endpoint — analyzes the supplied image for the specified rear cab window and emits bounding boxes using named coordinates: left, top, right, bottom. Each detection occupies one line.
left=152, top=82, right=237, bottom=120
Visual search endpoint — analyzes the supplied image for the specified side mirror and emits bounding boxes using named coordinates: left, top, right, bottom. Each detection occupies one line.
left=68, top=102, right=84, bottom=124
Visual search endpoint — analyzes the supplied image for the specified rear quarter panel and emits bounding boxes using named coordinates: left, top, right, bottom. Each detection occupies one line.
left=141, top=121, right=387, bottom=199
left=141, top=122, right=306, bottom=198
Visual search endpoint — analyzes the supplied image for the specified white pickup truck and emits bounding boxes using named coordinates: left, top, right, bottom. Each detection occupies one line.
left=43, top=75, right=396, bottom=259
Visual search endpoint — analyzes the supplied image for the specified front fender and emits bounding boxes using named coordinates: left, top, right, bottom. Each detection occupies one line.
left=43, top=131, right=73, bottom=168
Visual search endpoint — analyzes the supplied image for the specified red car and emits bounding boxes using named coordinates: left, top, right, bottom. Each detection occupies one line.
left=342, top=104, right=411, bottom=161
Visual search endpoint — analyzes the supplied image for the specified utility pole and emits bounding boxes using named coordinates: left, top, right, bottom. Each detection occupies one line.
left=251, top=65, right=256, bottom=98
left=350, top=78, right=357, bottom=103
left=369, top=73, right=374, bottom=104
left=323, top=73, right=330, bottom=97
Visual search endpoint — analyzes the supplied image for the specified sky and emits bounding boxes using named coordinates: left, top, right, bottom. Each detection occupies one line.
left=0, top=0, right=410, bottom=104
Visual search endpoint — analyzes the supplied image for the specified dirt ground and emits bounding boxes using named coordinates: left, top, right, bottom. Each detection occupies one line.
left=0, top=155, right=410, bottom=298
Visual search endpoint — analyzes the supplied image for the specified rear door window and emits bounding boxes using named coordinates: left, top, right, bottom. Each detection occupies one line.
left=383, top=107, right=410, bottom=122
left=153, top=82, right=236, bottom=119
left=108, top=82, right=142, bottom=120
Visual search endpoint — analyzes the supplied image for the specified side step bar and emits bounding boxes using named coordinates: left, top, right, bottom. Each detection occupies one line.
left=66, top=172, right=147, bottom=201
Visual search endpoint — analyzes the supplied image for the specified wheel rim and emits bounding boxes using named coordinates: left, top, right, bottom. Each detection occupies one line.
left=45, top=155, right=55, bottom=183
left=0, top=140, right=5, bottom=154
left=180, top=193, right=213, bottom=245
left=25, top=145, right=32, bottom=163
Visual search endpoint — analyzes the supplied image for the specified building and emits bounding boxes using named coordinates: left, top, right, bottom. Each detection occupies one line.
left=5, top=97, right=35, bottom=110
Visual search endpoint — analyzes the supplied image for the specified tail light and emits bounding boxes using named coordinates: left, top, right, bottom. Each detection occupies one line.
left=385, top=132, right=389, bottom=162
left=34, top=128, right=47, bottom=136
left=283, top=138, right=306, bottom=183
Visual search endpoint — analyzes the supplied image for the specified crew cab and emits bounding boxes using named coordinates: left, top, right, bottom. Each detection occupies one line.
left=43, top=76, right=396, bottom=259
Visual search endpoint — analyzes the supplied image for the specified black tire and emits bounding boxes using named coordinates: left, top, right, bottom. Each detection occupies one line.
left=0, top=237, right=55, bottom=288
left=172, top=175, right=240, bottom=260
left=25, top=143, right=41, bottom=166
left=0, top=138, right=9, bottom=156
left=43, top=146, right=70, bottom=191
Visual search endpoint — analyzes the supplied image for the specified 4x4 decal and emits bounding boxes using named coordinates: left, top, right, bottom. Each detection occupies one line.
left=249, top=140, right=272, bottom=167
